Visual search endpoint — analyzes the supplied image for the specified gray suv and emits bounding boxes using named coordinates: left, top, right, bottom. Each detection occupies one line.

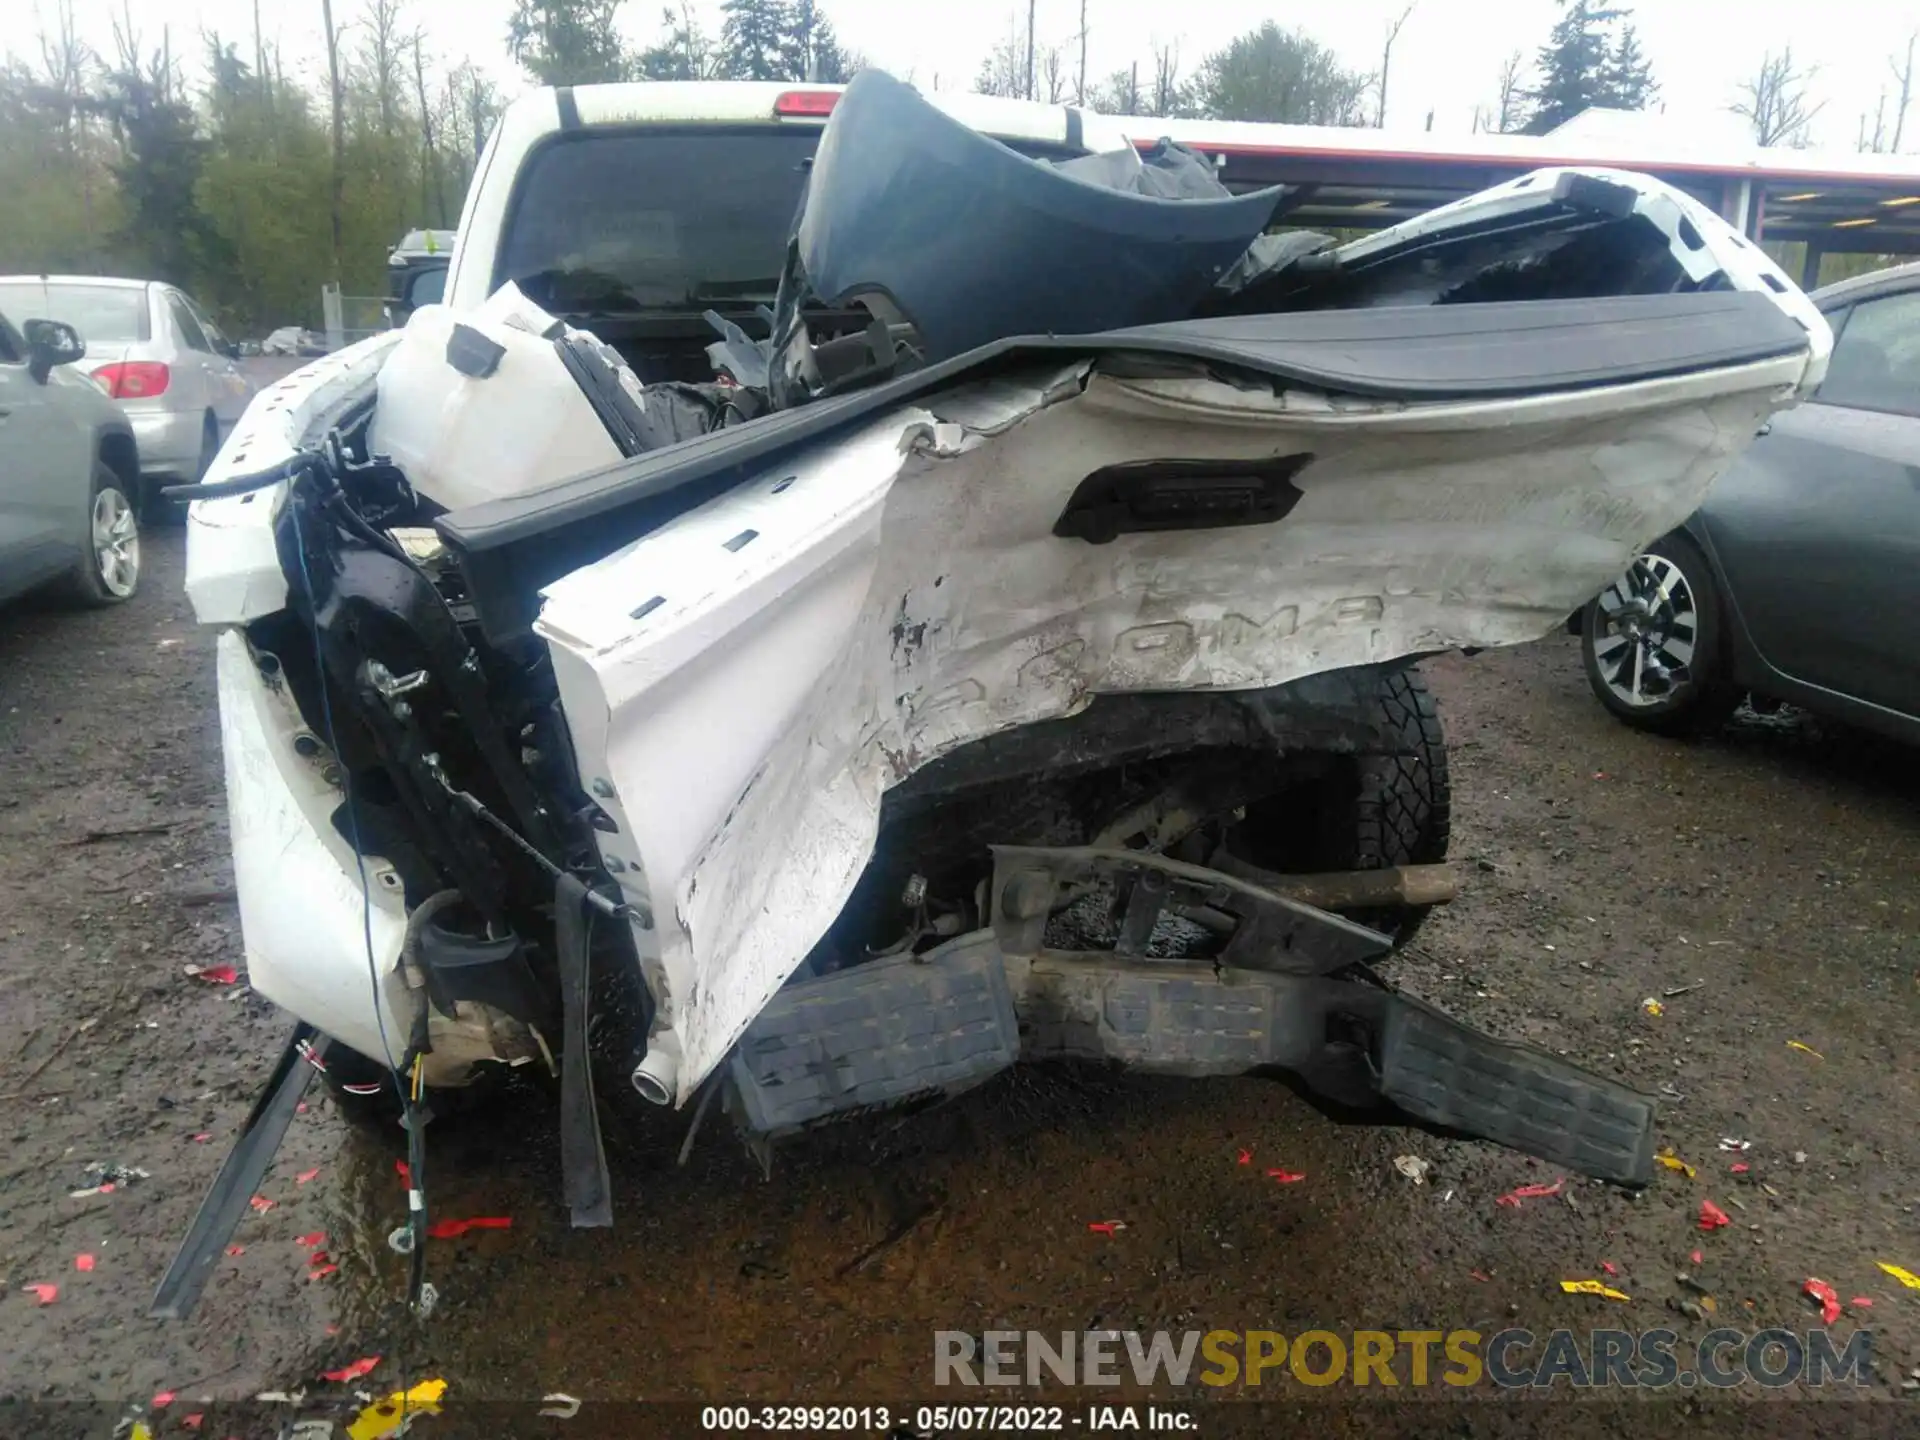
left=0, top=310, right=143, bottom=607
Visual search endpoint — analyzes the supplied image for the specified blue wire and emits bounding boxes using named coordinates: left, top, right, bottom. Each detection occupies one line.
left=289, top=495, right=404, bottom=1084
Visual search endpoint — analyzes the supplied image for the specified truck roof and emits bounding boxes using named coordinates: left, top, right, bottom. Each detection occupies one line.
left=445, top=80, right=1136, bottom=312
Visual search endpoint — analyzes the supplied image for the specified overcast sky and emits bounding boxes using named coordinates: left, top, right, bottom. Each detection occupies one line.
left=4, top=0, right=1916, bottom=151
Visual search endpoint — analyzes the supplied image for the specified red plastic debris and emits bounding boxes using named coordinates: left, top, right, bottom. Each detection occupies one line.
left=1086, top=1222, right=1121, bottom=1236
left=191, top=964, right=239, bottom=985
left=426, top=1216, right=513, bottom=1239
left=74, top=1254, right=95, bottom=1272
left=295, top=1231, right=327, bottom=1248
left=23, top=1283, right=57, bottom=1305
left=152, top=1391, right=175, bottom=1408
left=1600, top=1261, right=1618, bottom=1276
left=1266, top=1169, right=1306, bottom=1184
left=296, top=1102, right=308, bottom=1114
left=1469, top=1270, right=1493, bottom=1283
left=395, top=1160, right=413, bottom=1187
left=191, top=1133, right=212, bottom=1143
left=1690, top=1249, right=1704, bottom=1265
left=1730, top=1162, right=1750, bottom=1174
left=1803, top=1277, right=1841, bottom=1325
left=1698, top=1199, right=1731, bottom=1231
left=249, top=1195, right=275, bottom=1213
left=322, top=1356, right=381, bottom=1383
left=1236, top=1149, right=1252, bottom=1166
left=1495, top=1178, right=1566, bottom=1208
left=98, top=1183, right=115, bottom=1194
left=224, top=1245, right=245, bottom=1257
left=183, top=1415, right=204, bottom=1431
left=306, top=1263, right=338, bottom=1282
left=295, top=1168, right=321, bottom=1185
left=1851, top=1297, right=1873, bottom=1309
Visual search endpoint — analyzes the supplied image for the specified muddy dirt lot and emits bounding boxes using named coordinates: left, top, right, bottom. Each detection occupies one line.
left=1, top=530, right=1916, bottom=1437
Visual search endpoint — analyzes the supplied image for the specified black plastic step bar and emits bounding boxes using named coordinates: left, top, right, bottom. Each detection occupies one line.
left=150, top=1023, right=326, bottom=1320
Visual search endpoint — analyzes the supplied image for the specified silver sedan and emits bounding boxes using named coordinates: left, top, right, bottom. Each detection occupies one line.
left=0, top=275, right=255, bottom=511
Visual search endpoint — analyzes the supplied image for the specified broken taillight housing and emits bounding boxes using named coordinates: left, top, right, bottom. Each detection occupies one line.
left=773, top=89, right=839, bottom=118
left=92, top=360, right=171, bottom=399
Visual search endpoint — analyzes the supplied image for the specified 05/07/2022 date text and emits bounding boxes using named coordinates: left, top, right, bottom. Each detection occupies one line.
left=701, top=1405, right=1200, bottom=1432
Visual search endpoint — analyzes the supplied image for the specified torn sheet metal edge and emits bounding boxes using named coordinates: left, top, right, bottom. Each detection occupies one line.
left=536, top=350, right=1807, bottom=1101
left=1333, top=165, right=1830, bottom=382
left=214, top=630, right=412, bottom=1065
left=184, top=333, right=401, bottom=626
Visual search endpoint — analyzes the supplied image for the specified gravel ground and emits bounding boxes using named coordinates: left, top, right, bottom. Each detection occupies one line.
left=0, top=528, right=1915, bottom=1439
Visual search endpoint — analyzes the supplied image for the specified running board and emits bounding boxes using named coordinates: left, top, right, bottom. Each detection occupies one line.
left=150, top=1023, right=325, bottom=1320
left=724, top=851, right=1655, bottom=1186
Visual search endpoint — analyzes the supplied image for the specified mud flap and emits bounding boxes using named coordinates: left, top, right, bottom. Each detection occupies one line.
left=555, top=874, right=612, bottom=1227
left=150, top=1023, right=324, bottom=1320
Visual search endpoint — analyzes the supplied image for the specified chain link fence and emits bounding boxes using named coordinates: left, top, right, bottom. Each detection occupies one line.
left=320, top=284, right=392, bottom=351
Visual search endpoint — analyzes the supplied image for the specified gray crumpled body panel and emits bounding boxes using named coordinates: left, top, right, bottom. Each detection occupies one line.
left=787, top=71, right=1285, bottom=365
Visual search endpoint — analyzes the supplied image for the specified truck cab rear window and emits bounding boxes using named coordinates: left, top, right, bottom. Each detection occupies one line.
left=495, top=129, right=819, bottom=315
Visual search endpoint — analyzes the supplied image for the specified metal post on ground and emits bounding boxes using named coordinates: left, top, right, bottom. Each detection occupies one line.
left=321, top=283, right=345, bottom=353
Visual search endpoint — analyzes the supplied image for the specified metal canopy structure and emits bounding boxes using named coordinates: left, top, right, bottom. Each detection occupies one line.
left=1128, top=110, right=1920, bottom=288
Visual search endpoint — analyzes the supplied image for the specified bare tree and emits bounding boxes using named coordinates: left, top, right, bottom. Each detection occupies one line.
left=1891, top=32, right=1916, bottom=152
left=1076, top=0, right=1088, bottom=103
left=1150, top=40, right=1181, bottom=115
left=1861, top=92, right=1889, bottom=153
left=1732, top=47, right=1824, bottom=148
left=251, top=0, right=268, bottom=106
left=1039, top=44, right=1067, bottom=104
left=1494, top=49, right=1525, bottom=133
left=320, top=0, right=346, bottom=280
left=412, top=33, right=445, bottom=224
left=1025, top=0, right=1036, bottom=100
left=1375, top=2, right=1415, bottom=128
left=359, top=0, right=407, bottom=140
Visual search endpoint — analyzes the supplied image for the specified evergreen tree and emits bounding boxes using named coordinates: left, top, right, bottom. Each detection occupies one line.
left=96, top=49, right=230, bottom=288
left=506, top=0, right=630, bottom=85
left=1603, top=24, right=1657, bottom=110
left=719, top=0, right=798, bottom=82
left=1524, top=0, right=1632, bottom=134
left=793, top=0, right=853, bottom=83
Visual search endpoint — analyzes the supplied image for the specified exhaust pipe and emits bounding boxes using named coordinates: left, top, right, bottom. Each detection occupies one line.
left=631, top=1030, right=681, bottom=1106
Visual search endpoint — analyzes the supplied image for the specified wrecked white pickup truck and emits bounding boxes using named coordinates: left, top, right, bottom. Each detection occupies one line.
left=160, top=71, right=1829, bottom=1303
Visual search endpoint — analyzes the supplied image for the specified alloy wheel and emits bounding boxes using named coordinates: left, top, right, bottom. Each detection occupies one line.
left=1590, top=552, right=1698, bottom=708
left=92, top=486, right=140, bottom=598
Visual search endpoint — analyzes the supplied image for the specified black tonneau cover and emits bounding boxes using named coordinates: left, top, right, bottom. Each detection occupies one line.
left=437, top=289, right=1807, bottom=646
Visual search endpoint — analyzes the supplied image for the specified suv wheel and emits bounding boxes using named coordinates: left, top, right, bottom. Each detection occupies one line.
left=60, top=462, right=141, bottom=606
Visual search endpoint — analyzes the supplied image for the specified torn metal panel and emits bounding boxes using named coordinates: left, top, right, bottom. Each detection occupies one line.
left=184, top=334, right=398, bottom=626
left=536, top=349, right=1806, bottom=1100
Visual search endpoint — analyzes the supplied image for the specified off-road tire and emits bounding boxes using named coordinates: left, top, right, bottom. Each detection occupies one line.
left=1327, top=667, right=1451, bottom=944
left=1224, top=666, right=1451, bottom=948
